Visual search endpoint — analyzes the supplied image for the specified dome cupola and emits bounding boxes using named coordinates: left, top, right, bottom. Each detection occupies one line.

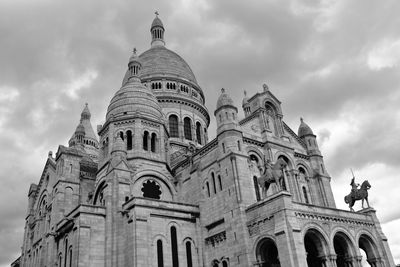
left=298, top=117, right=314, bottom=138
left=151, top=12, right=165, bottom=47
left=127, top=48, right=142, bottom=81
left=215, top=88, right=237, bottom=114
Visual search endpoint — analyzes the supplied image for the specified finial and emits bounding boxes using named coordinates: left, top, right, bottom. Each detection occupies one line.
left=133, top=47, right=137, bottom=55
left=155, top=11, right=159, bottom=16
left=244, top=90, right=247, bottom=96
left=300, top=117, right=304, bottom=123
left=85, top=102, right=88, bottom=107
left=221, top=88, right=225, bottom=94
left=263, top=83, right=269, bottom=92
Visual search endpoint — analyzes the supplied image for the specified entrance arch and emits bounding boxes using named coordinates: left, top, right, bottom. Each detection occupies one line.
left=333, top=232, right=356, bottom=267
left=304, top=229, right=329, bottom=267
left=256, top=238, right=281, bottom=267
left=359, top=234, right=380, bottom=266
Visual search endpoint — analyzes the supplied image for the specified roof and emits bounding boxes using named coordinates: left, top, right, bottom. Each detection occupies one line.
left=216, top=88, right=236, bottom=111
left=298, top=118, right=314, bottom=137
left=107, top=78, right=163, bottom=121
left=151, top=16, right=164, bottom=30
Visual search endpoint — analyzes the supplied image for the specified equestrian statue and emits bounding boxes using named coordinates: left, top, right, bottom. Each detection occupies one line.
left=344, top=175, right=371, bottom=211
left=257, top=157, right=287, bottom=197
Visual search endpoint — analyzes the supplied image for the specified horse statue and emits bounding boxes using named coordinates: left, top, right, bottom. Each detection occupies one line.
left=344, top=179, right=371, bottom=211
left=257, top=157, right=287, bottom=197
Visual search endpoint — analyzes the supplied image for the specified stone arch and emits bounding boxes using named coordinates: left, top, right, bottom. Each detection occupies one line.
left=255, top=237, right=281, bottom=267
left=357, top=233, right=381, bottom=266
left=93, top=180, right=107, bottom=206
left=331, top=230, right=357, bottom=267
left=35, top=190, right=48, bottom=211
left=211, top=259, right=220, bottom=267
left=303, top=227, right=330, bottom=267
left=274, top=152, right=294, bottom=169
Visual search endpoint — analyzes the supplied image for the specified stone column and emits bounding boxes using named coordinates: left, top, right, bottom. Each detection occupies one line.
left=328, top=254, right=337, bottom=267
left=318, top=255, right=330, bottom=267
left=354, top=256, right=363, bottom=267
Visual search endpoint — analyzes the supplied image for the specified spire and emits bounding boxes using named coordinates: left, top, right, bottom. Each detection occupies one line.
left=242, top=90, right=249, bottom=106
left=81, top=103, right=91, bottom=120
left=150, top=12, right=165, bottom=47
left=127, top=48, right=142, bottom=82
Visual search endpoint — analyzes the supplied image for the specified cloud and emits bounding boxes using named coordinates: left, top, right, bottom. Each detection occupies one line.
left=368, top=38, right=400, bottom=70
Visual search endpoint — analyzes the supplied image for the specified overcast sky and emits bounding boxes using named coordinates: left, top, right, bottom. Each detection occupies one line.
left=1, top=0, right=399, bottom=266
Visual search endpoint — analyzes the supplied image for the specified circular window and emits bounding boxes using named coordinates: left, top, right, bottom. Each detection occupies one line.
left=141, top=180, right=162, bottom=199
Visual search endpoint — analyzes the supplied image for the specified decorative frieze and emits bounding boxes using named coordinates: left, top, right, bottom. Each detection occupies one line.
left=295, top=212, right=375, bottom=227
left=205, top=231, right=226, bottom=247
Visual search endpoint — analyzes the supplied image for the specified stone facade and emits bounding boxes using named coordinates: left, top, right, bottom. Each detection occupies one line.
left=15, top=15, right=395, bottom=267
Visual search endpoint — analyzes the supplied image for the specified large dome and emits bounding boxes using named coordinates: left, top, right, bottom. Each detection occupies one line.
left=140, top=46, right=197, bottom=84
left=122, top=46, right=198, bottom=86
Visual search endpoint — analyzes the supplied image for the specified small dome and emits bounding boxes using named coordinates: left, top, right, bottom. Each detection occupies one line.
left=112, top=135, right=126, bottom=154
left=107, top=77, right=163, bottom=121
left=242, top=90, right=249, bottom=106
left=298, top=118, right=314, bottom=137
left=151, top=16, right=164, bottom=30
left=216, top=88, right=236, bottom=110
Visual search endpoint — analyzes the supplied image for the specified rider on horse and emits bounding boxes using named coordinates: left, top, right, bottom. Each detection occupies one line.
left=350, top=177, right=360, bottom=199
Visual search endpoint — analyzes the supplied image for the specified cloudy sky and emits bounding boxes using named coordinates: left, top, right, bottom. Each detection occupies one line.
left=1, top=0, right=400, bottom=265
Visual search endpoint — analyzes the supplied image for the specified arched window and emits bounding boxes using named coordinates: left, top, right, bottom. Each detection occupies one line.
left=69, top=246, right=73, bottom=267
left=253, top=176, right=261, bottom=201
left=222, top=261, right=228, bottom=267
left=171, top=226, right=179, bottom=267
left=143, top=131, right=149, bottom=151
left=218, top=175, right=222, bottom=191
left=237, top=141, right=241, bottom=151
left=212, top=173, right=217, bottom=194
left=157, top=240, right=164, bottom=267
left=64, top=239, right=68, bottom=267
left=167, top=83, right=170, bottom=89
left=151, top=133, right=157, bottom=152
left=222, top=143, right=225, bottom=153
left=206, top=182, right=210, bottom=197
left=126, top=130, right=133, bottom=150
left=169, top=115, right=179, bottom=138
left=196, top=122, right=202, bottom=145
left=186, top=241, right=193, bottom=267
left=183, top=117, right=192, bottom=140
left=58, top=253, right=62, bottom=267
left=302, top=186, right=309, bottom=204
left=119, top=131, right=124, bottom=140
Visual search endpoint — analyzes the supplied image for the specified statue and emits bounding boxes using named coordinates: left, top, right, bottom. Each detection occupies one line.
left=344, top=177, right=371, bottom=211
left=257, top=157, right=287, bottom=197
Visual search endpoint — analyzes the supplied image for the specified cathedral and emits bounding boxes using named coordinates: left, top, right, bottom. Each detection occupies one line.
left=14, top=15, right=395, bottom=267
